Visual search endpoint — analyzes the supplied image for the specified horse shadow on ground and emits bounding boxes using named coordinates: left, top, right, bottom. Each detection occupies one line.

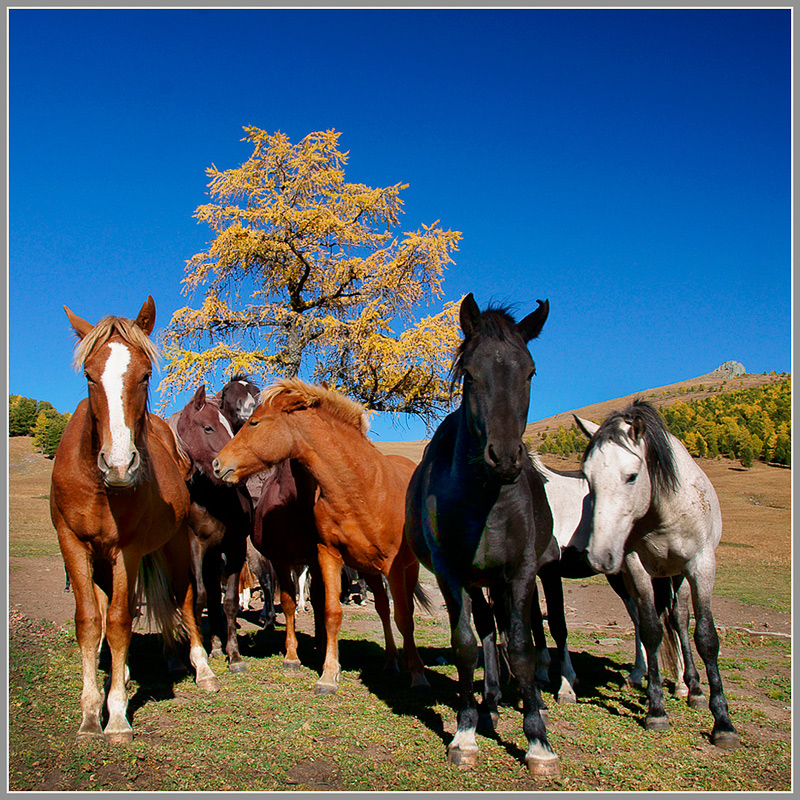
left=330, top=638, right=649, bottom=763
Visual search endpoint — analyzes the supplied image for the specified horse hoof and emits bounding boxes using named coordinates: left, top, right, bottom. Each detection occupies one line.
left=626, top=677, right=644, bottom=689
left=410, top=674, right=431, bottom=692
left=76, top=729, right=105, bottom=742
left=645, top=715, right=670, bottom=732
left=712, top=730, right=740, bottom=750
left=196, top=676, right=221, bottom=693
left=210, top=649, right=224, bottom=659
left=104, top=730, right=133, bottom=745
left=229, top=660, right=248, bottom=674
left=557, top=691, right=577, bottom=705
left=526, top=754, right=560, bottom=778
left=448, top=746, right=478, bottom=768
left=314, top=681, right=338, bottom=696
left=283, top=658, right=302, bottom=671
left=688, top=693, right=708, bottom=710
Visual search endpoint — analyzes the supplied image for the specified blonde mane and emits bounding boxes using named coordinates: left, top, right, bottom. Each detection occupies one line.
left=261, top=378, right=371, bottom=435
left=73, top=316, right=160, bottom=370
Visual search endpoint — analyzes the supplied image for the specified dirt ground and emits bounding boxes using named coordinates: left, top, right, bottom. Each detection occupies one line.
left=9, top=553, right=789, bottom=642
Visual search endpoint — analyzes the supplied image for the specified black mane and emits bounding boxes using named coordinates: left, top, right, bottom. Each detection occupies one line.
left=583, top=399, right=680, bottom=498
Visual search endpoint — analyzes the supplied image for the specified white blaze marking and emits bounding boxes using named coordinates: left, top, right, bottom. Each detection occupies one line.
left=101, top=342, right=133, bottom=467
left=217, top=409, right=234, bottom=439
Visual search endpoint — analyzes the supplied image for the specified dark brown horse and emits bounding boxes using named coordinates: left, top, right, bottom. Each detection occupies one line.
left=169, top=384, right=253, bottom=672
left=50, top=297, right=219, bottom=744
left=213, top=379, right=430, bottom=694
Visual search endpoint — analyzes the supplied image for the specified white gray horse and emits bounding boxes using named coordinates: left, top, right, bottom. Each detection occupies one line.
left=577, top=400, right=739, bottom=749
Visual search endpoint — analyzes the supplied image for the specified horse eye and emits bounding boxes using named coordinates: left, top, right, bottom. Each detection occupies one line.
left=204, top=426, right=214, bottom=434
left=249, top=419, right=260, bottom=427
left=626, top=473, right=638, bottom=484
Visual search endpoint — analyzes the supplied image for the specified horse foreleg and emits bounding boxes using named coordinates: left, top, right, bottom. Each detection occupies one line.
left=624, top=555, right=669, bottom=731
left=63, top=543, right=106, bottom=741
left=222, top=568, right=246, bottom=673
left=471, top=587, right=500, bottom=729
left=539, top=565, right=576, bottom=704
left=607, top=572, right=647, bottom=687
left=687, top=566, right=739, bottom=749
left=364, top=572, right=399, bottom=676
left=315, top=546, right=344, bottom=694
left=443, top=585, right=481, bottom=768
left=101, top=554, right=138, bottom=744
left=503, top=576, right=559, bottom=777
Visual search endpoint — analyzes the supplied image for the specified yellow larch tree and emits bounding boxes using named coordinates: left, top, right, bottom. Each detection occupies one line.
left=159, top=126, right=463, bottom=427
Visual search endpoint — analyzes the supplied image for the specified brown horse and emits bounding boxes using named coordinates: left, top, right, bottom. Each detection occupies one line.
left=50, top=297, right=219, bottom=744
left=169, top=384, right=253, bottom=672
left=213, top=378, right=430, bottom=695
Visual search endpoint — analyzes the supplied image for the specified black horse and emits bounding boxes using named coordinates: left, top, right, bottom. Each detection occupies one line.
left=404, top=292, right=560, bottom=776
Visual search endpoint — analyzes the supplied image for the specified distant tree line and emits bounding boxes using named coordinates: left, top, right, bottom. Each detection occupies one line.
left=8, top=395, right=71, bottom=458
left=533, top=378, right=791, bottom=468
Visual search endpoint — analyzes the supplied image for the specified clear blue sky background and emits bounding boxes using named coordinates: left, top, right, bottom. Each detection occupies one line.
left=8, top=8, right=791, bottom=443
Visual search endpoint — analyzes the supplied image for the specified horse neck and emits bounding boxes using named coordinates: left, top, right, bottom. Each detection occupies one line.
left=288, top=410, right=378, bottom=501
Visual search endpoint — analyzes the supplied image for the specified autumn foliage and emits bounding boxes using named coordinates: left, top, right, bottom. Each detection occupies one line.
left=160, top=127, right=463, bottom=426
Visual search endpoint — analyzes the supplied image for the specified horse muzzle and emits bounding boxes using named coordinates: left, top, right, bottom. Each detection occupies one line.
left=484, top=441, right=525, bottom=484
left=98, top=448, right=141, bottom=489
left=212, top=458, right=237, bottom=484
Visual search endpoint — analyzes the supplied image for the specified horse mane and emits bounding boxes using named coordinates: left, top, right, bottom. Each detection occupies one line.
left=73, top=316, right=160, bottom=370
left=583, top=399, right=680, bottom=498
left=261, top=378, right=371, bottom=436
left=450, top=304, right=526, bottom=389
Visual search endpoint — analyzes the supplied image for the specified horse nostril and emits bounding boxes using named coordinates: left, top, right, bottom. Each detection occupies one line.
left=212, top=458, right=221, bottom=476
left=129, top=450, right=141, bottom=474
left=97, top=451, right=110, bottom=474
left=487, top=444, right=499, bottom=466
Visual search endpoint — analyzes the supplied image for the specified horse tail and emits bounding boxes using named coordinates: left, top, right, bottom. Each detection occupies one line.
left=135, top=548, right=187, bottom=649
left=654, top=578, right=679, bottom=682
left=413, top=581, right=436, bottom=615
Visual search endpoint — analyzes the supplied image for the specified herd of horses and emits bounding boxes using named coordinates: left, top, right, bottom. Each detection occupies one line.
left=49, top=293, right=739, bottom=777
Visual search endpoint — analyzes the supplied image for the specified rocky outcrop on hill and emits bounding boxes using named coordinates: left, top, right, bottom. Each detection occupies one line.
left=713, top=360, right=746, bottom=377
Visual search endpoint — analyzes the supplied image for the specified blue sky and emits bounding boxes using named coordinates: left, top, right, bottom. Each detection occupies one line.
left=8, top=8, right=791, bottom=442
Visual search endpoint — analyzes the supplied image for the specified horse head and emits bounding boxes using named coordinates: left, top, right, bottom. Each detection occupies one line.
left=581, top=401, right=678, bottom=574
left=65, top=297, right=158, bottom=489
left=175, top=385, right=235, bottom=482
left=454, top=293, right=549, bottom=483
left=219, top=374, right=261, bottom=432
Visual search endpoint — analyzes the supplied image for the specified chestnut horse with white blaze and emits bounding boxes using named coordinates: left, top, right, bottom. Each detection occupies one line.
left=50, top=297, right=219, bottom=744
left=213, top=379, right=430, bottom=695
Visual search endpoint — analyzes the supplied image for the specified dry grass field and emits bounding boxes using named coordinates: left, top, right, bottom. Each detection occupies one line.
left=7, top=372, right=792, bottom=791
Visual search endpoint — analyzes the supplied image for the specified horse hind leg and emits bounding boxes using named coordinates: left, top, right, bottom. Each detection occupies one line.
left=690, top=576, right=739, bottom=749
left=160, top=534, right=220, bottom=693
left=471, top=587, right=500, bottom=729
left=539, top=566, right=576, bottom=704
left=666, top=578, right=706, bottom=707
left=364, top=573, right=399, bottom=677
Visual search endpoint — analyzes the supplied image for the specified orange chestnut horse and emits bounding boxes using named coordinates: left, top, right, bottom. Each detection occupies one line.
left=213, top=378, right=430, bottom=695
left=50, top=297, right=219, bottom=744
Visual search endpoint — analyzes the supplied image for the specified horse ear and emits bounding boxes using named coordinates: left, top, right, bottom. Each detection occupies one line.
left=192, top=384, right=207, bottom=410
left=64, top=306, right=94, bottom=340
left=320, top=381, right=329, bottom=390
left=134, top=296, right=156, bottom=336
left=518, top=299, right=549, bottom=343
left=628, top=414, right=646, bottom=444
left=459, top=293, right=481, bottom=337
left=574, top=415, right=599, bottom=439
